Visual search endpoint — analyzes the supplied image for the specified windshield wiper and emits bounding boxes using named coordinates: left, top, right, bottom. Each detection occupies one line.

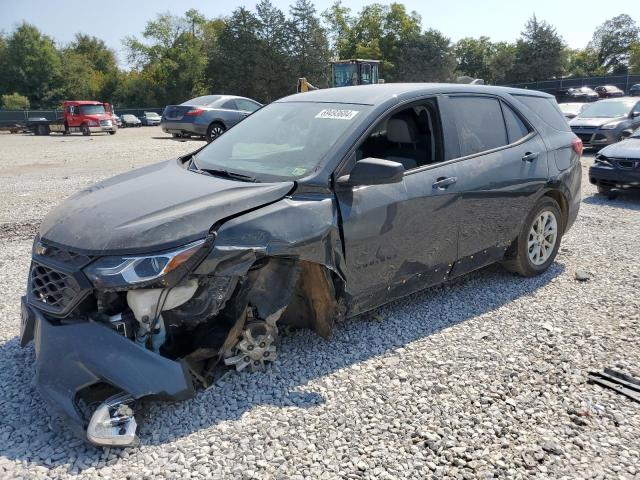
left=200, top=168, right=257, bottom=182
left=189, top=155, right=257, bottom=182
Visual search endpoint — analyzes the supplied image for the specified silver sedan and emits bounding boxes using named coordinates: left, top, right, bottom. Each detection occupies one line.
left=161, top=95, right=262, bottom=142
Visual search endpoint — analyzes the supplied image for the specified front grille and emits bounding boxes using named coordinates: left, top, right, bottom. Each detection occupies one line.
left=100, top=119, right=112, bottom=127
left=29, top=263, right=83, bottom=315
left=612, top=159, right=639, bottom=170
left=576, top=133, right=593, bottom=143
left=40, top=244, right=93, bottom=267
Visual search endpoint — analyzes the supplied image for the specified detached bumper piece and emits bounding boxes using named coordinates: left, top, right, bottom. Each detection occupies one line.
left=21, top=297, right=195, bottom=445
left=588, top=368, right=640, bottom=403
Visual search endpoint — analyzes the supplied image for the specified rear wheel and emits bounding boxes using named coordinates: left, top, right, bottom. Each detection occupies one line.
left=108, top=130, right=116, bottom=135
left=206, top=122, right=225, bottom=143
left=82, top=124, right=91, bottom=136
left=502, top=197, right=562, bottom=277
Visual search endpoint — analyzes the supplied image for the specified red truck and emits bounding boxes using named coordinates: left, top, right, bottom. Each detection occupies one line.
left=31, top=100, right=118, bottom=136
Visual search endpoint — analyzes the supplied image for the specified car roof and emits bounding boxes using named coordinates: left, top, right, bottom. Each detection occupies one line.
left=277, top=83, right=553, bottom=106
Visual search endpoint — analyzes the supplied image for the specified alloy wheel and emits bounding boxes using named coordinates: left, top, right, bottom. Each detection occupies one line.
left=527, top=210, right=558, bottom=266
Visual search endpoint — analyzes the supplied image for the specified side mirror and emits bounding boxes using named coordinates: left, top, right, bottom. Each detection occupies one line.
left=337, top=158, right=404, bottom=186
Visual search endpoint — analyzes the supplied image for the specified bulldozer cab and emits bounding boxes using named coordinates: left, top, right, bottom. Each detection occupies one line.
left=331, top=59, right=380, bottom=88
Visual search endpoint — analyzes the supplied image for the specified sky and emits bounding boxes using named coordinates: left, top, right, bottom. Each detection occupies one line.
left=0, top=0, right=637, bottom=67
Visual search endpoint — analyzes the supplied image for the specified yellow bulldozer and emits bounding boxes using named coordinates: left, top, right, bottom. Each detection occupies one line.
left=297, top=59, right=381, bottom=93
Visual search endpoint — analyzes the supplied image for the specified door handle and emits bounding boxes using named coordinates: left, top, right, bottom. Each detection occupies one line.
left=522, top=151, right=539, bottom=162
left=432, top=176, right=457, bottom=189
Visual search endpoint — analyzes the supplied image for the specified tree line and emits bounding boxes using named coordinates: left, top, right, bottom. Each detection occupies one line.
left=1, top=0, right=639, bottom=109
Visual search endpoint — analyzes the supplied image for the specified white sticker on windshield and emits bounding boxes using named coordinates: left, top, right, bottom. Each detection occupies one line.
left=315, top=109, right=359, bottom=120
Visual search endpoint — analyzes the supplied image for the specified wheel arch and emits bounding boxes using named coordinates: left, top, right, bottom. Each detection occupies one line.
left=542, top=189, right=569, bottom=233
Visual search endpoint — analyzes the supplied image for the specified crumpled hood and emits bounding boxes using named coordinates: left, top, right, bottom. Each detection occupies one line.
left=599, top=138, right=640, bottom=158
left=569, top=116, right=625, bottom=128
left=40, top=159, right=294, bottom=254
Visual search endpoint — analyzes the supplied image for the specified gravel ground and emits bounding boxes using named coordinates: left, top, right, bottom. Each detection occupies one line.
left=0, top=128, right=639, bottom=479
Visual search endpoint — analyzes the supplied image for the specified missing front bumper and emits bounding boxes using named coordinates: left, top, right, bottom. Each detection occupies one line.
left=20, top=297, right=195, bottom=440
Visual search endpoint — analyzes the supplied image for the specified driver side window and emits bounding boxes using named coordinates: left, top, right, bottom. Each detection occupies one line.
left=355, top=99, right=443, bottom=171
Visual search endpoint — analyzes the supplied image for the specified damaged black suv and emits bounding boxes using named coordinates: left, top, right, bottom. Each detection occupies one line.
left=20, top=84, right=582, bottom=446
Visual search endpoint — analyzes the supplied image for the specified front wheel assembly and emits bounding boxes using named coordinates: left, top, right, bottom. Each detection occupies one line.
left=224, top=321, right=278, bottom=372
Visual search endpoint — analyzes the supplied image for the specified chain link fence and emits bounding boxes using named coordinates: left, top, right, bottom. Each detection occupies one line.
left=503, top=74, right=640, bottom=95
left=0, top=107, right=164, bottom=126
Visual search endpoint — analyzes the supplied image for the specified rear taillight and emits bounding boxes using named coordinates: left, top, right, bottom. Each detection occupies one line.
left=571, top=137, right=583, bottom=157
left=185, top=108, right=205, bottom=117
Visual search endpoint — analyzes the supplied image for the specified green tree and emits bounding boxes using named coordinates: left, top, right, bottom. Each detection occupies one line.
left=69, top=34, right=118, bottom=73
left=630, top=43, right=640, bottom=74
left=487, top=42, right=516, bottom=84
left=289, top=0, right=330, bottom=87
left=454, top=36, right=494, bottom=81
left=394, top=29, right=456, bottom=82
left=564, top=47, right=602, bottom=77
left=255, top=0, right=293, bottom=101
left=207, top=7, right=261, bottom=98
left=1, top=92, right=30, bottom=109
left=124, top=11, right=207, bottom=105
left=322, top=1, right=353, bottom=59
left=512, top=16, right=565, bottom=82
left=2, top=23, right=63, bottom=107
left=323, top=2, right=421, bottom=80
left=589, top=14, right=640, bottom=73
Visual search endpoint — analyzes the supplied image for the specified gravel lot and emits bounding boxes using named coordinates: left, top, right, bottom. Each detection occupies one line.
left=0, top=127, right=638, bottom=479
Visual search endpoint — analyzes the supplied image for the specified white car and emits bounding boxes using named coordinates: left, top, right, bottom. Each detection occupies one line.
left=558, top=102, right=589, bottom=120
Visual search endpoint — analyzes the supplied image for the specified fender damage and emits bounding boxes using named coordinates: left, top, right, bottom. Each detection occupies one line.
left=20, top=179, right=346, bottom=446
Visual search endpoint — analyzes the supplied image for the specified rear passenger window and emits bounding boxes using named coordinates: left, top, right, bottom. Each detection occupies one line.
left=512, top=95, right=570, bottom=132
left=221, top=100, right=237, bottom=110
left=501, top=102, right=530, bottom=143
left=449, top=96, right=508, bottom=157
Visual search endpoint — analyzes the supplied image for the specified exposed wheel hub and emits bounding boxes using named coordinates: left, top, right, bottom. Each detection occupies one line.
left=224, top=322, right=278, bottom=372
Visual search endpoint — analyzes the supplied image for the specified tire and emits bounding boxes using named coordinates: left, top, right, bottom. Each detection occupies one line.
left=597, top=185, right=617, bottom=199
left=82, top=124, right=91, bottom=136
left=502, top=197, right=563, bottom=277
left=108, top=130, right=116, bottom=135
left=206, top=122, right=225, bottom=143
left=172, top=133, right=183, bottom=138
left=63, top=123, right=70, bottom=135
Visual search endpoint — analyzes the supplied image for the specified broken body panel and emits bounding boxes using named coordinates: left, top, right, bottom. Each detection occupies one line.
left=20, top=83, right=581, bottom=446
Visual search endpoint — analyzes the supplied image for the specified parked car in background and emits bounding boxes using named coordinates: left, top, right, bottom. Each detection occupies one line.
left=112, top=113, right=122, bottom=128
left=556, top=87, right=599, bottom=103
left=161, top=95, right=262, bottom=142
left=589, top=127, right=640, bottom=197
left=630, top=84, right=640, bottom=97
left=558, top=102, right=589, bottom=120
left=121, top=114, right=142, bottom=128
left=594, top=85, right=624, bottom=98
left=20, top=83, right=581, bottom=447
left=141, top=111, right=161, bottom=126
left=569, top=97, right=640, bottom=149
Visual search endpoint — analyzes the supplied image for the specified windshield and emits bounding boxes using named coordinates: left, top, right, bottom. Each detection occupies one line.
left=145, top=112, right=160, bottom=118
left=193, top=102, right=370, bottom=181
left=79, top=104, right=106, bottom=115
left=123, top=115, right=137, bottom=120
left=182, top=95, right=221, bottom=106
left=578, top=100, right=636, bottom=118
left=559, top=104, right=580, bottom=114
left=333, top=64, right=358, bottom=87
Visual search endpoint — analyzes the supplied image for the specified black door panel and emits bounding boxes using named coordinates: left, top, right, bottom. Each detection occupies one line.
left=336, top=165, right=459, bottom=315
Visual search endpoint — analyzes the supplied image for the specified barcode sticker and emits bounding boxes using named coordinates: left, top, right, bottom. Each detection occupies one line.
left=315, top=109, right=359, bottom=120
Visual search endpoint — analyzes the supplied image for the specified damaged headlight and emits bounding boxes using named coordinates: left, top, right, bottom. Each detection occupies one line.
left=84, top=239, right=206, bottom=288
